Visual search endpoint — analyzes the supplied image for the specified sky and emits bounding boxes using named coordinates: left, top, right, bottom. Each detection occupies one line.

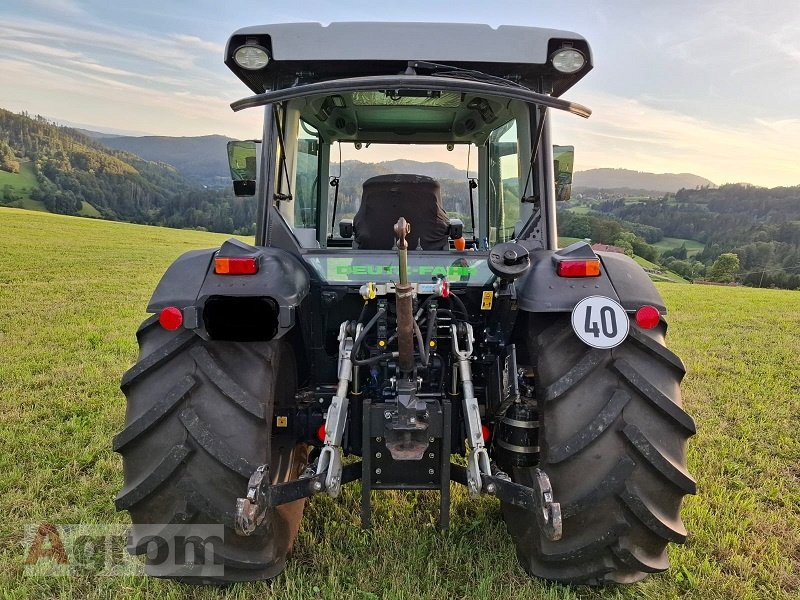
left=1, top=0, right=799, bottom=187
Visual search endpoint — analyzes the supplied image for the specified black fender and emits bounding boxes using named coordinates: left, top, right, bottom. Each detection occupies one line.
left=516, top=248, right=665, bottom=314
left=146, top=239, right=311, bottom=339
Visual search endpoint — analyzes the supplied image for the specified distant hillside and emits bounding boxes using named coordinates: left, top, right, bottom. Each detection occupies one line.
left=574, top=168, right=714, bottom=193
left=562, top=183, right=800, bottom=289
left=369, top=160, right=472, bottom=181
left=0, top=109, right=256, bottom=234
left=91, top=133, right=235, bottom=187
left=73, top=132, right=714, bottom=194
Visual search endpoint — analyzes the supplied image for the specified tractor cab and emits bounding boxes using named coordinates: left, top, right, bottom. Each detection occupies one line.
left=224, top=22, right=589, bottom=263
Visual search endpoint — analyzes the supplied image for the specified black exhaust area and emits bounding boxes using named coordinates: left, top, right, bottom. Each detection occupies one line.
left=203, top=296, right=279, bottom=341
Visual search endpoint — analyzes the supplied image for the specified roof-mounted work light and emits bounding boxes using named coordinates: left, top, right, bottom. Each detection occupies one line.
left=551, top=47, right=586, bottom=74
left=233, top=44, right=270, bottom=70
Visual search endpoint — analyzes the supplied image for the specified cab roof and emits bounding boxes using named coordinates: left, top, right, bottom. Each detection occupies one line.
left=225, top=22, right=592, bottom=97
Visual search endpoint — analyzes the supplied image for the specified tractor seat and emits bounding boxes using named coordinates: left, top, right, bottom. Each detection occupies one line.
left=352, top=174, right=450, bottom=250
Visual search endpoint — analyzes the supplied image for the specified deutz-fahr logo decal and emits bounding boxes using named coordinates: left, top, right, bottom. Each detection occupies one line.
left=335, top=265, right=478, bottom=277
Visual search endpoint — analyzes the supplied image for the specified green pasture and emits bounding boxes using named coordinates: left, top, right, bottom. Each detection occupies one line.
left=652, top=237, right=705, bottom=257
left=0, top=208, right=797, bottom=599
left=0, top=162, right=39, bottom=202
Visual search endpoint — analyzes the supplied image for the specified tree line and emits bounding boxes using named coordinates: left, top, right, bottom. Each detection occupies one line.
left=0, top=109, right=257, bottom=235
left=562, top=184, right=800, bottom=289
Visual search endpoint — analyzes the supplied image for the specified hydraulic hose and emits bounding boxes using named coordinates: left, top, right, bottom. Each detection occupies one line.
left=350, top=307, right=385, bottom=367
left=449, top=292, right=469, bottom=319
left=413, top=319, right=429, bottom=368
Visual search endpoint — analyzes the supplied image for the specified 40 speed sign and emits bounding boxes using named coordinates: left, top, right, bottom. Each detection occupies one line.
left=571, top=296, right=630, bottom=349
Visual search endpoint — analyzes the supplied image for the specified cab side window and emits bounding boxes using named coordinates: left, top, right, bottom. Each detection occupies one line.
left=488, top=119, right=520, bottom=244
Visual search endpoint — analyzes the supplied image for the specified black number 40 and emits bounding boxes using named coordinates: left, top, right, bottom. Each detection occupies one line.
left=584, top=305, right=618, bottom=338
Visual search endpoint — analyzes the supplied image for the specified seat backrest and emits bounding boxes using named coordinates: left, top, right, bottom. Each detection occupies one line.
left=353, top=174, right=450, bottom=250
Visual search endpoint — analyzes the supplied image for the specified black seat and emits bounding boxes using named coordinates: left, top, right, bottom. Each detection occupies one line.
left=353, top=174, right=450, bottom=250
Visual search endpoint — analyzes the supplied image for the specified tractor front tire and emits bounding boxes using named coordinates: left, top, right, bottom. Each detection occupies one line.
left=114, top=316, right=307, bottom=583
left=504, top=316, right=695, bottom=584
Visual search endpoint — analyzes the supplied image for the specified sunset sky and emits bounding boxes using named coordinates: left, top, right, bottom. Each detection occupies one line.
left=1, top=0, right=798, bottom=187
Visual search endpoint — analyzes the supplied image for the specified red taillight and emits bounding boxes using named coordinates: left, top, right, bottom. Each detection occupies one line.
left=636, top=305, right=661, bottom=329
left=481, top=424, right=490, bottom=442
left=316, top=423, right=326, bottom=442
left=215, top=256, right=258, bottom=275
left=556, top=259, right=601, bottom=277
left=159, top=306, right=183, bottom=331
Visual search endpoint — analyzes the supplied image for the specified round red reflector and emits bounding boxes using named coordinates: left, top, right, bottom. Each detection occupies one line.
left=316, top=423, right=326, bottom=442
left=636, top=305, right=660, bottom=330
left=481, top=424, right=490, bottom=442
left=159, top=306, right=183, bottom=331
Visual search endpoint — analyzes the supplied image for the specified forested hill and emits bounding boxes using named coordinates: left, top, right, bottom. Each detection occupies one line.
left=0, top=109, right=256, bottom=234
left=90, top=133, right=234, bottom=188
left=574, top=168, right=714, bottom=193
left=563, top=184, right=800, bottom=288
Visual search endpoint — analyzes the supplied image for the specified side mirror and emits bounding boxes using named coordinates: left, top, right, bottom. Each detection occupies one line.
left=553, top=145, right=574, bottom=202
left=227, top=140, right=259, bottom=196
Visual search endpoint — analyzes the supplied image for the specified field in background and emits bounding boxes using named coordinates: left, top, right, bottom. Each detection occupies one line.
left=0, top=162, right=42, bottom=210
left=1, top=208, right=798, bottom=599
left=652, top=237, right=705, bottom=257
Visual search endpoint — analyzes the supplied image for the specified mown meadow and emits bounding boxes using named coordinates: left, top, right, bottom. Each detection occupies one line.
left=0, top=207, right=797, bottom=599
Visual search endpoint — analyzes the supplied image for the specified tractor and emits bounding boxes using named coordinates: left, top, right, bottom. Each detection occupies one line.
left=114, top=22, right=695, bottom=584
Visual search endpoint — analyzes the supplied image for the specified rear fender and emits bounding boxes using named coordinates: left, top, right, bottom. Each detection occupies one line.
left=516, top=248, right=665, bottom=313
left=146, top=239, right=310, bottom=340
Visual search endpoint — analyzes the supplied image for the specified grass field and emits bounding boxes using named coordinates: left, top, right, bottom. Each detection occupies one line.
left=0, top=162, right=39, bottom=202
left=1, top=207, right=798, bottom=599
left=0, top=162, right=103, bottom=216
left=652, top=237, right=705, bottom=258
left=632, top=255, right=688, bottom=284
left=558, top=236, right=586, bottom=246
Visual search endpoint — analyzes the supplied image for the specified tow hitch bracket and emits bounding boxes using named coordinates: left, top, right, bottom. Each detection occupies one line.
left=235, top=461, right=363, bottom=536
left=450, top=464, right=562, bottom=541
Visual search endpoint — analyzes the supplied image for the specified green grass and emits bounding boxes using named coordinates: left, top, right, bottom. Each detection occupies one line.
left=653, top=237, right=705, bottom=258
left=633, top=255, right=688, bottom=284
left=13, top=197, right=48, bottom=212
left=558, top=236, right=587, bottom=246
left=565, top=205, right=593, bottom=214
left=77, top=201, right=102, bottom=218
left=1, top=207, right=798, bottom=599
left=0, top=161, right=39, bottom=202
left=0, top=163, right=100, bottom=216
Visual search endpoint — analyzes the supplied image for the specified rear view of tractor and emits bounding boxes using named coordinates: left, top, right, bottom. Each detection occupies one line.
left=114, top=22, right=694, bottom=584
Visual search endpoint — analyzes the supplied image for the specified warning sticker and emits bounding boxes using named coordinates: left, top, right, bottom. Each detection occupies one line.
left=481, top=290, right=494, bottom=310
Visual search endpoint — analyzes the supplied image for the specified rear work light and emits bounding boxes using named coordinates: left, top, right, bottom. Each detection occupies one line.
left=215, top=256, right=258, bottom=275
left=556, top=258, right=601, bottom=277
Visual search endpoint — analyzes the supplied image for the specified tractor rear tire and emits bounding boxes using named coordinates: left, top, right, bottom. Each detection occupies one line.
left=503, top=316, right=695, bottom=584
left=114, top=315, right=307, bottom=583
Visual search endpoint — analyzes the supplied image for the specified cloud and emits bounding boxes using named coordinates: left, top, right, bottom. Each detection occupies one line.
left=0, top=57, right=261, bottom=139
left=1, top=17, right=221, bottom=74
left=0, top=38, right=83, bottom=60
left=28, top=0, right=84, bottom=17
left=170, top=34, right=224, bottom=55
left=551, top=92, right=800, bottom=187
